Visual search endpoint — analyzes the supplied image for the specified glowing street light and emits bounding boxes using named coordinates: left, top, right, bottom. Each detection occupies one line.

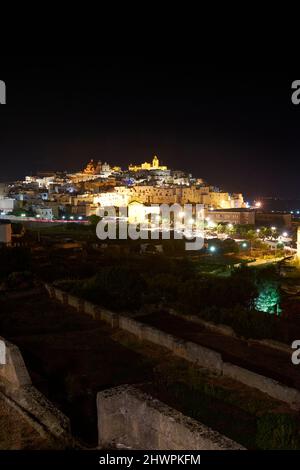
left=282, top=232, right=288, bottom=238
left=242, top=242, right=248, bottom=248
left=228, top=223, right=233, bottom=229
left=271, top=226, right=276, bottom=231
left=255, top=201, right=262, bottom=208
left=70, top=216, right=74, bottom=220
left=209, top=246, right=216, bottom=253
left=256, top=229, right=260, bottom=233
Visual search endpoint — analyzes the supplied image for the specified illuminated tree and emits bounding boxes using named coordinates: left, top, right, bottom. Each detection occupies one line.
left=255, top=282, right=281, bottom=315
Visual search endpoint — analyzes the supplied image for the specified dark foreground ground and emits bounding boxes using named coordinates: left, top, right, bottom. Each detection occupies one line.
left=0, top=288, right=299, bottom=449
left=0, top=395, right=54, bottom=450
left=138, top=311, right=299, bottom=389
left=0, top=289, right=154, bottom=445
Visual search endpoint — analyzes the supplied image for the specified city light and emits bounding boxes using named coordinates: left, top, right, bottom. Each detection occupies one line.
left=242, top=242, right=248, bottom=248
left=282, top=232, right=288, bottom=237
left=209, top=246, right=216, bottom=253
left=256, top=229, right=260, bottom=233
left=271, top=226, right=276, bottom=231
left=255, top=201, right=262, bottom=208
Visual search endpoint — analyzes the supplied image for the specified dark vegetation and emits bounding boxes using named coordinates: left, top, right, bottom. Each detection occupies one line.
left=0, top=242, right=290, bottom=342
left=143, top=362, right=300, bottom=450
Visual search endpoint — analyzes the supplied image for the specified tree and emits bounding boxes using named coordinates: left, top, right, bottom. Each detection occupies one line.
left=255, top=281, right=281, bottom=315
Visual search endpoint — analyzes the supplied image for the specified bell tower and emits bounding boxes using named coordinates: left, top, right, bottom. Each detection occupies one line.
left=152, top=155, right=159, bottom=168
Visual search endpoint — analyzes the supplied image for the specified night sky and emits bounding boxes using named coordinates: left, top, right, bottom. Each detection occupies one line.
left=0, top=56, right=299, bottom=199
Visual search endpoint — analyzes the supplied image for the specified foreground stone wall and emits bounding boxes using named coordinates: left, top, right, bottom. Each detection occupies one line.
left=46, top=285, right=300, bottom=410
left=97, top=385, right=244, bottom=450
left=0, top=335, right=71, bottom=445
left=0, top=336, right=32, bottom=387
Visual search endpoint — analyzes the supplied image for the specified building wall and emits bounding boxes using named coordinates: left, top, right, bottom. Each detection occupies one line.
left=115, top=186, right=244, bottom=209
left=0, top=198, right=15, bottom=212
left=0, top=223, right=12, bottom=244
left=255, top=212, right=292, bottom=228
left=207, top=210, right=255, bottom=225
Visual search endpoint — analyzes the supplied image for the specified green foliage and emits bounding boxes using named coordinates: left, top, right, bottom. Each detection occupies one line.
left=222, top=238, right=239, bottom=253
left=70, top=266, right=146, bottom=311
left=88, top=215, right=101, bottom=226
left=255, top=282, right=281, bottom=315
left=198, top=305, right=277, bottom=339
left=178, top=273, right=258, bottom=311
left=146, top=273, right=179, bottom=302
left=256, top=414, right=300, bottom=450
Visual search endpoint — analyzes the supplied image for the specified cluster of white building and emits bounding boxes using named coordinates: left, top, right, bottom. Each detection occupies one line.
left=1, top=156, right=246, bottom=221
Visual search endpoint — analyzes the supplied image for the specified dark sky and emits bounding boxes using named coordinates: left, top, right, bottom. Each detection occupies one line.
left=0, top=56, right=299, bottom=199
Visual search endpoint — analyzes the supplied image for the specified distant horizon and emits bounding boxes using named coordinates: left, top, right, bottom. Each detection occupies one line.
left=1, top=57, right=300, bottom=199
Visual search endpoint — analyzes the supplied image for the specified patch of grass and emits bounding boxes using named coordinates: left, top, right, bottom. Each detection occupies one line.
left=256, top=413, right=300, bottom=450
left=144, top=362, right=297, bottom=450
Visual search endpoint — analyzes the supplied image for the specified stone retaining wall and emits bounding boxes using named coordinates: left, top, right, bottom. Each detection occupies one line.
left=167, top=308, right=292, bottom=355
left=0, top=334, right=71, bottom=445
left=0, top=336, right=32, bottom=388
left=46, top=285, right=300, bottom=410
left=97, top=385, right=244, bottom=450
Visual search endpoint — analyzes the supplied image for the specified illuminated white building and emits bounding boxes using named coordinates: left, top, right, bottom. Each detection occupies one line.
left=93, top=192, right=129, bottom=208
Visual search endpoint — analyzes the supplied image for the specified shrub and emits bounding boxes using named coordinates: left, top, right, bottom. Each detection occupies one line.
left=256, top=413, right=300, bottom=450
left=71, top=266, right=146, bottom=311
